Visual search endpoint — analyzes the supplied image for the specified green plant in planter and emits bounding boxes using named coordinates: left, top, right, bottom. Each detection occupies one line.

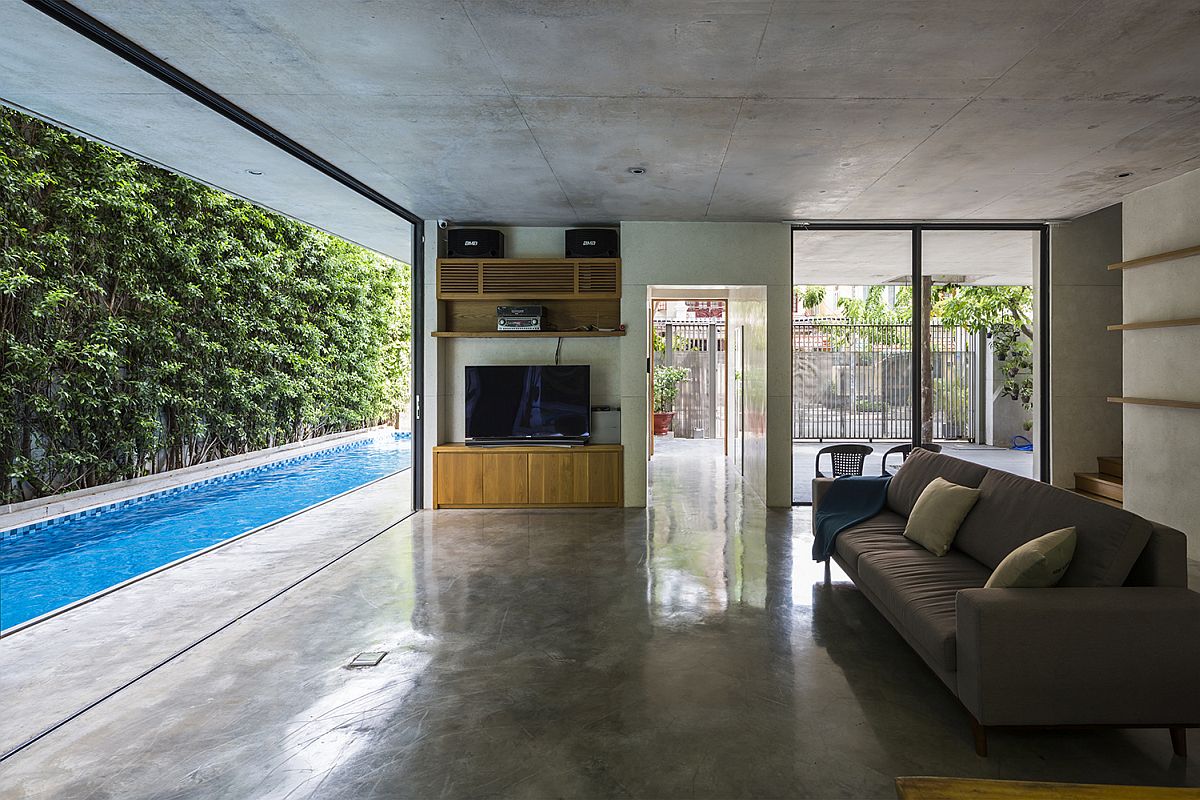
left=653, top=366, right=690, bottom=413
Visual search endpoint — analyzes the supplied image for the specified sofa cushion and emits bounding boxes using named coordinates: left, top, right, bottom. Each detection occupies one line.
left=904, top=477, right=981, bottom=556
left=834, top=510, right=918, bottom=569
left=857, top=547, right=991, bottom=672
left=984, top=526, right=1076, bottom=588
left=886, top=449, right=989, bottom=517
left=953, top=469, right=1152, bottom=587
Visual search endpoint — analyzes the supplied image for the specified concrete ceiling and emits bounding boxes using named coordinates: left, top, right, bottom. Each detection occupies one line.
left=3, top=0, right=1200, bottom=235
left=793, top=229, right=1038, bottom=285
left=0, top=2, right=414, bottom=261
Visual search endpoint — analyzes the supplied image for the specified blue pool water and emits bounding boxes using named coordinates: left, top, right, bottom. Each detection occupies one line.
left=0, top=434, right=411, bottom=631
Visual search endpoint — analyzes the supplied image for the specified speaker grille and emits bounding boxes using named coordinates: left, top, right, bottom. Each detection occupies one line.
left=482, top=263, right=575, bottom=294
left=436, top=259, right=619, bottom=299
left=438, top=264, right=480, bottom=295
left=576, top=263, right=619, bottom=294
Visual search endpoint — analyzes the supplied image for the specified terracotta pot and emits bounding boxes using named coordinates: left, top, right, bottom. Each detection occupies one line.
left=652, top=412, right=675, bottom=436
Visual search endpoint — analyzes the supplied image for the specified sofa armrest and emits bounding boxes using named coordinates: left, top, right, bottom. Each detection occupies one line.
left=811, top=478, right=835, bottom=534
left=956, top=587, right=1200, bottom=726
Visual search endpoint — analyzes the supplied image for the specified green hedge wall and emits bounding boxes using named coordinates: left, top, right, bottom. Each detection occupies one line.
left=0, top=108, right=411, bottom=503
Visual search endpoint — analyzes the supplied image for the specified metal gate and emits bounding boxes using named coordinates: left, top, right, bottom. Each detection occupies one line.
left=653, top=321, right=725, bottom=439
left=792, top=320, right=973, bottom=441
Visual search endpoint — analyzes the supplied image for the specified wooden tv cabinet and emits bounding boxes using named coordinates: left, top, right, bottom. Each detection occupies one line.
left=432, top=443, right=623, bottom=508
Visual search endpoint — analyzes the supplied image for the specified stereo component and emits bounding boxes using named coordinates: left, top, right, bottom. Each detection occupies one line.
left=497, top=316, right=542, bottom=332
left=496, top=304, right=544, bottom=318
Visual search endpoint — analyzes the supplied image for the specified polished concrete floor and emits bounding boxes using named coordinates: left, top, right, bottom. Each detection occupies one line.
left=1, top=447, right=1197, bottom=799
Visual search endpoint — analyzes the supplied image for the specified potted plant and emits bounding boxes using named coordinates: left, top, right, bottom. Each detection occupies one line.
left=652, top=365, right=689, bottom=436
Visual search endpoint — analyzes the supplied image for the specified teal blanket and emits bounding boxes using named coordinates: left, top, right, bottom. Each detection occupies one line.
left=812, top=476, right=891, bottom=562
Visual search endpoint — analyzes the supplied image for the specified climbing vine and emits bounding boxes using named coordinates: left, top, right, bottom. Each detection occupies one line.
left=0, top=108, right=410, bottom=503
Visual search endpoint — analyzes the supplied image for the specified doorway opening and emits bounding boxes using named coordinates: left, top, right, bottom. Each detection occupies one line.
left=648, top=298, right=728, bottom=469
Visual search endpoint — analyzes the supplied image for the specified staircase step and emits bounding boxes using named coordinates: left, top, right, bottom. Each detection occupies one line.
left=1075, top=472, right=1124, bottom=502
left=1097, top=456, right=1123, bottom=478
left=1072, top=488, right=1123, bottom=509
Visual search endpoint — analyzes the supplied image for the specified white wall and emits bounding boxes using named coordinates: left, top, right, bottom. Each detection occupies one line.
left=1048, top=204, right=1123, bottom=487
left=619, top=222, right=793, bottom=507
left=727, top=286, right=769, bottom=502
left=1121, top=169, right=1200, bottom=559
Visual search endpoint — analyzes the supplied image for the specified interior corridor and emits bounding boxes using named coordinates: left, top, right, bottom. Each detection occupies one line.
left=2, top=445, right=1195, bottom=798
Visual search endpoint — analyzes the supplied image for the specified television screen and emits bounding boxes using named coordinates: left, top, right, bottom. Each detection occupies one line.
left=465, top=365, right=590, bottom=443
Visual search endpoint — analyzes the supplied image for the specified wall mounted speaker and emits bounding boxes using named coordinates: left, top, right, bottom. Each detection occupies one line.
left=447, top=228, right=505, bottom=258
left=565, top=228, right=619, bottom=258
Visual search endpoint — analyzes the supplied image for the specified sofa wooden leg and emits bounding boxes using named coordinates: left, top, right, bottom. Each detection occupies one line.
left=1169, top=727, right=1186, bottom=758
left=970, top=717, right=988, bottom=757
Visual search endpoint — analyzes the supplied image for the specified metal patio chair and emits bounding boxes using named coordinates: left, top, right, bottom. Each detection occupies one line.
left=881, top=443, right=942, bottom=476
left=814, top=444, right=874, bottom=478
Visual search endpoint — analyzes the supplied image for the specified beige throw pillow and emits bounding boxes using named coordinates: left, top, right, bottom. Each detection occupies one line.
left=985, top=527, right=1077, bottom=588
left=903, top=477, right=981, bottom=556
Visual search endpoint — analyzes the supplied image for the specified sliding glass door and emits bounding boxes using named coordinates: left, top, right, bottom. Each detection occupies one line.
left=791, top=224, right=1048, bottom=504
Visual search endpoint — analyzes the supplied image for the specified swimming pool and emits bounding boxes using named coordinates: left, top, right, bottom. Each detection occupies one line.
left=0, top=434, right=411, bottom=631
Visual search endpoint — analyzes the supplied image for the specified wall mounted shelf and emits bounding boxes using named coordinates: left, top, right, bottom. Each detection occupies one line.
left=1107, top=396, right=1200, bottom=410
left=1108, top=244, right=1200, bottom=271
left=1107, top=317, right=1200, bottom=331
left=431, top=330, right=625, bottom=339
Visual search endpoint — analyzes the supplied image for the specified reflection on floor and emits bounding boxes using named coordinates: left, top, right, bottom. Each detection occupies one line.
left=2, top=442, right=1196, bottom=799
left=793, top=440, right=1035, bottom=503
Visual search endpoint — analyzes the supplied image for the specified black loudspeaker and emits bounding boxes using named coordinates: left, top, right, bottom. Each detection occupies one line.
left=447, top=228, right=505, bottom=258
left=565, top=228, right=619, bottom=258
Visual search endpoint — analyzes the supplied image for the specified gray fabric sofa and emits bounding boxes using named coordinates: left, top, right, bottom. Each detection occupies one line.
left=812, top=449, right=1200, bottom=756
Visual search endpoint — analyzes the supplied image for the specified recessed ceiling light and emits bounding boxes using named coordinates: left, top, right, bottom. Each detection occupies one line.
left=247, top=169, right=263, bottom=175
left=1116, top=171, right=1133, bottom=178
left=627, top=167, right=646, bottom=175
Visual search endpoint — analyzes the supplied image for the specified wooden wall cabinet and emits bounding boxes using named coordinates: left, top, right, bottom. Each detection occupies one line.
left=433, top=444, right=623, bottom=508
left=432, top=258, right=624, bottom=338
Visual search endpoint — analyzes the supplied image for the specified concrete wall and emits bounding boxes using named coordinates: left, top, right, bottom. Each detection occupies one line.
left=1121, top=170, right=1200, bottom=559
left=619, top=222, right=793, bottom=507
left=421, top=222, right=443, bottom=508
left=1048, top=204, right=1124, bottom=488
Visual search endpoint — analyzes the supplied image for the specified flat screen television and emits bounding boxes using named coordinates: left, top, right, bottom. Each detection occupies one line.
left=465, top=365, right=590, bottom=445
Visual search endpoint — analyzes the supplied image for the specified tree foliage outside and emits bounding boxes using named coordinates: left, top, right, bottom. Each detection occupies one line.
left=794, top=285, right=826, bottom=311
left=0, top=108, right=411, bottom=503
left=652, top=366, right=689, bottom=413
left=932, top=284, right=1034, bottom=409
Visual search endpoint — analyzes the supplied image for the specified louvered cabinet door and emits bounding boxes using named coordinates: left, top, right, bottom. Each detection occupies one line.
left=436, top=259, right=620, bottom=300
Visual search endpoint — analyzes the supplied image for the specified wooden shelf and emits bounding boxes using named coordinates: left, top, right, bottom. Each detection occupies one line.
left=431, top=330, right=624, bottom=338
left=1108, top=244, right=1200, bottom=271
left=1107, top=317, right=1200, bottom=331
left=1108, top=396, right=1200, bottom=410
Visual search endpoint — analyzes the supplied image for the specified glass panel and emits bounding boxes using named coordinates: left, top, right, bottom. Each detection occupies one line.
left=921, top=230, right=1039, bottom=480
left=792, top=230, right=913, bottom=502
